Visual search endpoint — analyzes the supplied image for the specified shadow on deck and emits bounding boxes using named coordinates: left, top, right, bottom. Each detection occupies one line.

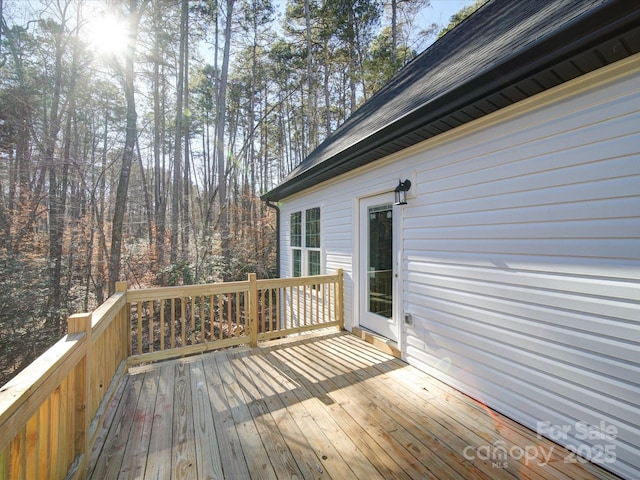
left=87, top=330, right=618, bottom=480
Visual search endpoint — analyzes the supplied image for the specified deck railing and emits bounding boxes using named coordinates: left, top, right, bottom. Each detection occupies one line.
left=0, top=282, right=129, bottom=480
left=126, top=271, right=344, bottom=365
left=0, top=271, right=343, bottom=479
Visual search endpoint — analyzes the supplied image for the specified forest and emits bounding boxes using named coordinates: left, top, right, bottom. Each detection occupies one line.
left=0, top=0, right=479, bottom=385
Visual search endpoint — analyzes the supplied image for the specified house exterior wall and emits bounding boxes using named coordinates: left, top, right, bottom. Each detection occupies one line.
left=277, top=54, right=640, bottom=479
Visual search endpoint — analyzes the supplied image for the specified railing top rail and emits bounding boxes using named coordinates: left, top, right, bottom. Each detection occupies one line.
left=256, top=273, right=340, bottom=288
left=125, top=279, right=250, bottom=302
left=0, top=332, right=87, bottom=453
left=124, top=273, right=342, bottom=302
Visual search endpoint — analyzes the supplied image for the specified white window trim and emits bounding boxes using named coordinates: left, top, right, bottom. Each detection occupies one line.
left=290, top=208, right=321, bottom=277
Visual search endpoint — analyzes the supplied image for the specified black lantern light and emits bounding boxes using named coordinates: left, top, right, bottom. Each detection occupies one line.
left=394, top=179, right=411, bottom=205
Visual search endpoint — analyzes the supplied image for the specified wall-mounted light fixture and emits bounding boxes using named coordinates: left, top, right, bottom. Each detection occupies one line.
left=394, top=179, right=412, bottom=205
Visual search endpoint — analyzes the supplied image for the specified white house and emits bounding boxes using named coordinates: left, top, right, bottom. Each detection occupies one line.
left=262, top=1, right=640, bottom=478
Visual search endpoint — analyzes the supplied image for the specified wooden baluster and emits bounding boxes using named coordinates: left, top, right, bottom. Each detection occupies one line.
left=268, top=289, right=273, bottom=332
left=322, top=282, right=326, bottom=324
left=315, top=283, right=322, bottom=323
left=137, top=303, right=143, bottom=355
left=249, top=274, right=258, bottom=347
left=337, top=269, right=344, bottom=330
left=297, top=285, right=301, bottom=327
left=308, top=284, right=312, bottom=326
left=181, top=297, right=186, bottom=347
left=275, top=288, right=281, bottom=331
left=149, top=301, right=154, bottom=353
left=67, top=312, right=92, bottom=473
left=227, top=293, right=232, bottom=339
left=290, top=286, right=295, bottom=329
left=37, top=396, right=51, bottom=476
left=209, top=294, right=215, bottom=341
left=170, top=298, right=176, bottom=349
left=261, top=289, right=266, bottom=333
left=200, top=296, right=205, bottom=343
left=218, top=294, right=224, bottom=339
left=235, top=292, right=241, bottom=337
left=160, top=300, right=165, bottom=351
left=303, top=284, right=308, bottom=326
left=190, top=296, right=196, bottom=345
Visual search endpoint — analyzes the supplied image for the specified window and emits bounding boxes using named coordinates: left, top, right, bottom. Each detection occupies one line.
left=308, top=250, right=320, bottom=276
left=306, top=207, right=320, bottom=248
left=290, top=208, right=321, bottom=277
left=290, top=212, right=302, bottom=248
left=291, top=212, right=302, bottom=276
left=292, top=250, right=302, bottom=277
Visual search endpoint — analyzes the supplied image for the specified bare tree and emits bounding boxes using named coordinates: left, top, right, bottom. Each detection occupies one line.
left=109, top=0, right=150, bottom=294
left=216, top=0, right=235, bottom=279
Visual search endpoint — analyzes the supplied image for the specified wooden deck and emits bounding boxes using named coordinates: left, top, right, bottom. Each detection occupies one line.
left=86, top=330, right=619, bottom=480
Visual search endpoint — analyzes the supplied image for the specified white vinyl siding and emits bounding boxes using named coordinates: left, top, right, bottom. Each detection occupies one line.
left=278, top=58, right=640, bottom=479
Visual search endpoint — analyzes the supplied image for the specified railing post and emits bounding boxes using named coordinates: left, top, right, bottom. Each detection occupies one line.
left=336, top=269, right=344, bottom=330
left=115, top=282, right=129, bottom=359
left=249, top=273, right=258, bottom=347
left=67, top=312, right=92, bottom=472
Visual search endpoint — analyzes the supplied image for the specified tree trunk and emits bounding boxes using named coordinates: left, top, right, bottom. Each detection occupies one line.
left=391, top=0, right=397, bottom=66
left=152, top=0, right=167, bottom=284
left=136, top=138, right=153, bottom=247
left=109, top=0, right=148, bottom=294
left=323, top=43, right=331, bottom=135
left=44, top=14, right=66, bottom=333
left=181, top=0, right=191, bottom=262
left=170, top=0, right=187, bottom=266
left=304, top=0, right=317, bottom=150
left=216, top=0, right=235, bottom=280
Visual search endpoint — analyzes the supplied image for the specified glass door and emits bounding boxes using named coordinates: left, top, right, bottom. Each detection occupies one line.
left=359, top=194, right=398, bottom=341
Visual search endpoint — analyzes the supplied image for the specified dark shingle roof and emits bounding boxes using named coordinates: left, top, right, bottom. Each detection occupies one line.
left=263, top=0, right=640, bottom=202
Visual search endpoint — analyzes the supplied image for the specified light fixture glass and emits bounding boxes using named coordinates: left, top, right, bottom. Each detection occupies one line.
left=394, top=179, right=411, bottom=205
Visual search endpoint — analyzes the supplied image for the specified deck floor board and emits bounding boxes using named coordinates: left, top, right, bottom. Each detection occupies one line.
left=87, top=331, right=620, bottom=480
left=144, top=364, right=175, bottom=479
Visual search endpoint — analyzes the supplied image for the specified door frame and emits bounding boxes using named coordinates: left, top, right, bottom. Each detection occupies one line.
left=355, top=192, right=403, bottom=344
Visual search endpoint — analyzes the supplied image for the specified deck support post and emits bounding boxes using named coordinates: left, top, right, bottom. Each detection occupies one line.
left=67, top=312, right=92, bottom=476
left=249, top=273, right=258, bottom=347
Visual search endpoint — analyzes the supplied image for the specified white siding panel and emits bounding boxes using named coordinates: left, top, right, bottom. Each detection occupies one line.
left=419, top=175, right=640, bottom=218
left=420, top=155, right=640, bottom=207
left=279, top=62, right=640, bottom=479
left=407, top=250, right=640, bottom=280
left=405, top=237, right=638, bottom=259
left=410, top=302, right=638, bottom=400
left=405, top=290, right=639, bottom=367
left=402, top=70, right=640, bottom=479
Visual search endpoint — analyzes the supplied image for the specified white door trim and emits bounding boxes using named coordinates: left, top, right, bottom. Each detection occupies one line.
left=357, top=192, right=399, bottom=342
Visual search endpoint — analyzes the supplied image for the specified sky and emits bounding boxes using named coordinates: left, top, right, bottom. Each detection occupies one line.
left=270, top=0, right=478, bottom=52
left=428, top=0, right=477, bottom=25
left=415, top=0, right=477, bottom=50
left=270, top=0, right=477, bottom=29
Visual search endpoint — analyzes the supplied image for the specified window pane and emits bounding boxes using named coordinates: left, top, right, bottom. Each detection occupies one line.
left=290, top=212, right=302, bottom=247
left=368, top=204, right=393, bottom=318
left=308, top=250, right=320, bottom=276
left=305, top=207, right=320, bottom=248
left=292, top=249, right=302, bottom=277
